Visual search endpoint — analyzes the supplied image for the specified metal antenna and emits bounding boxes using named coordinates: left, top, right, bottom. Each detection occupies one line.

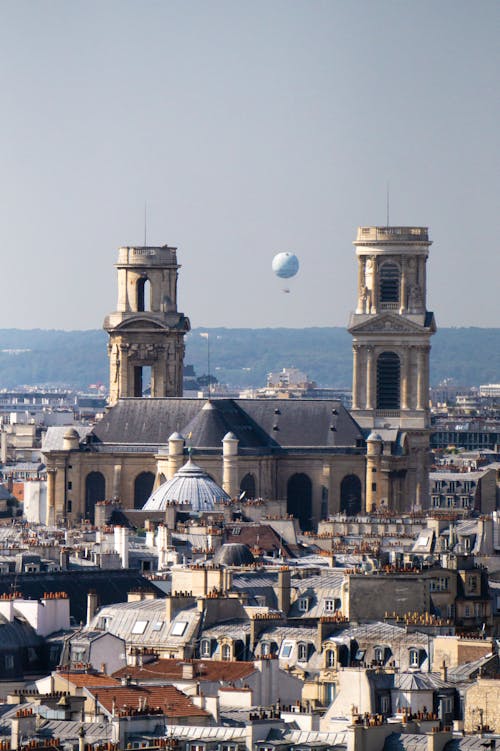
left=386, top=182, right=390, bottom=227
left=144, top=202, right=147, bottom=246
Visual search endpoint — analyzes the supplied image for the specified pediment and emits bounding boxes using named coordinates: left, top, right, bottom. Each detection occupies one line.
left=348, top=313, right=430, bottom=335
left=115, top=317, right=167, bottom=332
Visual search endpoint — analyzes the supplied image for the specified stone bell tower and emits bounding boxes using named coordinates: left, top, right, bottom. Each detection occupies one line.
left=348, top=226, right=437, bottom=510
left=104, top=244, right=190, bottom=405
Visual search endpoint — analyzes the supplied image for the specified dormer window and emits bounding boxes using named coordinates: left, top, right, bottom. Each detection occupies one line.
left=200, top=639, right=211, bottom=657
left=261, top=641, right=271, bottom=656
left=326, top=649, right=335, bottom=667
left=409, top=648, right=420, bottom=668
left=297, top=642, right=308, bottom=662
left=374, top=646, right=386, bottom=664
left=221, top=644, right=231, bottom=661
left=298, top=597, right=309, bottom=612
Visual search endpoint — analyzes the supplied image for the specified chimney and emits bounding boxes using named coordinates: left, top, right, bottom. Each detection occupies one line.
left=181, top=662, right=195, bottom=680
left=87, top=591, right=98, bottom=627
left=440, top=660, right=448, bottom=682
left=78, top=725, right=85, bottom=751
left=277, top=567, right=291, bottom=615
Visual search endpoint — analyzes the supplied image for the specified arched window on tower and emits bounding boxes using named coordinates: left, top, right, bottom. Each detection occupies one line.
left=377, top=352, right=400, bottom=410
left=136, top=277, right=151, bottom=312
left=379, top=262, right=400, bottom=307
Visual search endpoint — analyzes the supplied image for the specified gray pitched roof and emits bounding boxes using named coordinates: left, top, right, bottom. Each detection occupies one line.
left=88, top=398, right=364, bottom=453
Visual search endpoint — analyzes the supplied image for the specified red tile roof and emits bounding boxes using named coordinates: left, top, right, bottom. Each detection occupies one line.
left=113, top=659, right=257, bottom=683
left=57, top=671, right=120, bottom=688
left=88, top=684, right=209, bottom=719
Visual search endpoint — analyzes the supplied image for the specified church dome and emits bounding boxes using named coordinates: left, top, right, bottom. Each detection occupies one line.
left=142, top=458, right=230, bottom=513
left=213, top=543, right=255, bottom=567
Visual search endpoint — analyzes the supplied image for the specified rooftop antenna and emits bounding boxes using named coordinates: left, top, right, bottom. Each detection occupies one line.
left=386, top=181, right=390, bottom=227
left=144, top=201, right=147, bottom=246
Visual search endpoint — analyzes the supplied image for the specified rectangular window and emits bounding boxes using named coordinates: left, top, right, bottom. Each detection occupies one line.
left=280, top=643, right=293, bottom=658
left=298, top=597, right=309, bottom=612
left=372, top=483, right=377, bottom=492
left=324, top=599, right=335, bottom=612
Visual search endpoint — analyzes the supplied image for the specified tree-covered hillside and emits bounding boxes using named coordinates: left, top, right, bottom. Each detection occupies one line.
left=0, top=327, right=498, bottom=390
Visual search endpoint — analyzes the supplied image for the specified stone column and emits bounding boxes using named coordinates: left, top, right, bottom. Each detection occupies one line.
left=356, top=258, right=365, bottom=313
left=366, top=347, right=375, bottom=410
left=352, top=345, right=360, bottom=409
left=371, top=256, right=378, bottom=313
left=400, top=257, right=407, bottom=313
left=420, top=256, right=427, bottom=308
left=119, top=344, right=130, bottom=400
left=46, top=468, right=57, bottom=526
left=401, top=350, right=409, bottom=410
left=112, top=464, right=122, bottom=498
left=416, top=347, right=425, bottom=410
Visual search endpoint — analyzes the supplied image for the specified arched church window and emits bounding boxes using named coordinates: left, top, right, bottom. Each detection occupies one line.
left=85, top=472, right=105, bottom=523
left=134, top=471, right=155, bottom=509
left=377, top=352, right=400, bottom=409
left=287, top=473, right=313, bottom=531
left=379, top=262, right=400, bottom=303
left=240, top=473, right=256, bottom=499
left=340, top=475, right=362, bottom=516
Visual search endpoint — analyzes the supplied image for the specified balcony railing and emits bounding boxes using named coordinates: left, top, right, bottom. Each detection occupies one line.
left=356, top=227, right=429, bottom=242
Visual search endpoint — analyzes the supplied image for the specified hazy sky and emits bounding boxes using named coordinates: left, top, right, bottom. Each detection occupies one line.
left=0, top=0, right=498, bottom=330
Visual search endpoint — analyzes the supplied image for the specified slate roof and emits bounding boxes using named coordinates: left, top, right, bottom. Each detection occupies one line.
left=0, top=569, right=163, bottom=622
left=36, top=719, right=113, bottom=744
left=324, top=621, right=429, bottom=648
left=383, top=734, right=429, bottom=751
left=394, top=672, right=452, bottom=691
left=444, top=737, right=500, bottom=750
left=41, top=425, right=93, bottom=452
left=224, top=523, right=294, bottom=558
left=86, top=398, right=364, bottom=454
left=90, top=599, right=201, bottom=649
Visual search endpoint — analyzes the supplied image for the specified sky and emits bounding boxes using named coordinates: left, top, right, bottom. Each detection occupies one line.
left=0, top=0, right=498, bottom=331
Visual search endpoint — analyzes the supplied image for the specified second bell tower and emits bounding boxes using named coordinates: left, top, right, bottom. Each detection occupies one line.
left=104, top=244, right=190, bottom=404
left=348, top=226, right=436, bottom=431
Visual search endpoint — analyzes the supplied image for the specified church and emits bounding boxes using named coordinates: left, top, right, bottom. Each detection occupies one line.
left=42, top=226, right=436, bottom=529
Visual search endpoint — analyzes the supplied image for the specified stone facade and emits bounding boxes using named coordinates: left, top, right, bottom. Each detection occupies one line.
left=42, top=227, right=437, bottom=526
left=464, top=677, right=500, bottom=732
left=348, top=227, right=437, bottom=511
left=103, top=245, right=190, bottom=404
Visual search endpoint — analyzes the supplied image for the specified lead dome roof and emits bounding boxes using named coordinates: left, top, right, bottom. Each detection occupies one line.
left=142, top=458, right=230, bottom=513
